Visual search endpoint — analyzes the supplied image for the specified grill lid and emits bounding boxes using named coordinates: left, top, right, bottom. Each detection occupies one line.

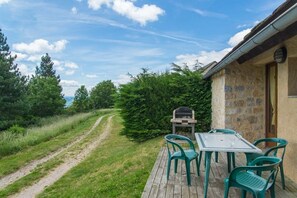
left=174, top=106, right=192, bottom=118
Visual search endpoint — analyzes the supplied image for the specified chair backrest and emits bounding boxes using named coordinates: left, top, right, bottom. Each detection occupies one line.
left=254, top=138, right=288, bottom=160
left=164, top=134, right=195, bottom=158
left=230, top=156, right=282, bottom=190
left=209, top=128, right=237, bottom=134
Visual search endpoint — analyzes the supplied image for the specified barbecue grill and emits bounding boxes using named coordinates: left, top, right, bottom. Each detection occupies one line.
left=170, top=107, right=197, bottom=138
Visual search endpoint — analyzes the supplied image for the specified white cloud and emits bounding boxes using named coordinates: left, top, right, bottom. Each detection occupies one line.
left=88, top=0, right=111, bottom=10
left=174, top=28, right=252, bottom=67
left=190, top=8, right=227, bottom=18
left=174, top=48, right=232, bottom=68
left=17, top=64, right=34, bottom=76
left=65, top=62, right=79, bottom=69
left=112, top=0, right=164, bottom=26
left=60, top=80, right=80, bottom=87
left=87, top=0, right=164, bottom=26
left=65, top=70, right=75, bottom=75
left=113, top=74, right=131, bottom=86
left=11, top=51, right=28, bottom=60
left=86, top=74, right=98, bottom=78
left=228, top=28, right=251, bottom=47
left=13, top=39, right=68, bottom=54
left=27, top=54, right=42, bottom=62
left=71, top=7, right=78, bottom=14
left=0, top=0, right=11, bottom=5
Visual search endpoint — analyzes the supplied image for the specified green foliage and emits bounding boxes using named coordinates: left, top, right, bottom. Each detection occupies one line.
left=35, top=53, right=58, bottom=79
left=7, top=125, right=26, bottom=136
left=72, top=85, right=90, bottom=112
left=0, top=29, right=28, bottom=130
left=0, top=112, right=95, bottom=157
left=117, top=66, right=211, bottom=142
left=27, top=53, right=65, bottom=117
left=90, top=80, right=117, bottom=109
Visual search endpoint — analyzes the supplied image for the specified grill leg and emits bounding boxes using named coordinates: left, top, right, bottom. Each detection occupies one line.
left=172, top=124, right=175, bottom=134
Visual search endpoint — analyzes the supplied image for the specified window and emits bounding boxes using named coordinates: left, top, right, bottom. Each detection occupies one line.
left=288, top=57, right=297, bottom=97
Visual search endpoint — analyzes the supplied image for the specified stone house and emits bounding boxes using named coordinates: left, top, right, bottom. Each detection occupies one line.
left=204, top=0, right=297, bottom=184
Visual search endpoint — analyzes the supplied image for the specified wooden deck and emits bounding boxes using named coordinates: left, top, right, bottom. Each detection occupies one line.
left=142, top=148, right=297, bottom=198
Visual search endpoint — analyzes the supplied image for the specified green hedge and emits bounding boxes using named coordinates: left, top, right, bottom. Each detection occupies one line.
left=117, top=67, right=211, bottom=142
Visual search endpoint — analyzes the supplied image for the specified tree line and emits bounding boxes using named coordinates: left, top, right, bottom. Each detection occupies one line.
left=1, top=28, right=212, bottom=142
left=0, top=29, right=116, bottom=131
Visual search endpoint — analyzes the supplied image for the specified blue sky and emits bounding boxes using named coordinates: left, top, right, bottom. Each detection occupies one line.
left=0, top=0, right=284, bottom=96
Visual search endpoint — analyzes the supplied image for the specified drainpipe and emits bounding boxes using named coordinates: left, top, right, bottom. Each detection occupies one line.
left=204, top=3, right=297, bottom=79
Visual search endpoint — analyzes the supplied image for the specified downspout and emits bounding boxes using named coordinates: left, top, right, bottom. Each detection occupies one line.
left=204, top=2, right=297, bottom=79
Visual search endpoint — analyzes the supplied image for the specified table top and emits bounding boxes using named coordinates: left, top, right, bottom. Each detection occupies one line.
left=195, top=133, right=262, bottom=153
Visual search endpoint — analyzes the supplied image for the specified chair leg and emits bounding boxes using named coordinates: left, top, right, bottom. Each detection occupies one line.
left=280, top=163, right=286, bottom=189
left=167, top=158, right=171, bottom=180
left=174, top=159, right=178, bottom=173
left=215, top=152, right=219, bottom=162
left=198, top=151, right=202, bottom=174
left=256, top=191, right=265, bottom=198
left=185, top=160, right=191, bottom=186
left=270, top=184, right=275, bottom=198
left=232, top=152, right=236, bottom=168
left=195, top=157, right=200, bottom=176
left=204, top=152, right=207, bottom=167
left=227, top=153, right=231, bottom=173
left=241, top=190, right=247, bottom=198
left=224, top=179, right=229, bottom=198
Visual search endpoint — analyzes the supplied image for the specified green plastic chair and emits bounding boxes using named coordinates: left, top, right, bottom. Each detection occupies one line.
left=199, top=128, right=237, bottom=172
left=224, top=156, right=282, bottom=198
left=245, top=138, right=288, bottom=189
left=165, top=134, right=200, bottom=186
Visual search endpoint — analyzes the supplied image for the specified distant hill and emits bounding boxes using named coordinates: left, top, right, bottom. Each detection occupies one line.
left=64, top=96, right=74, bottom=107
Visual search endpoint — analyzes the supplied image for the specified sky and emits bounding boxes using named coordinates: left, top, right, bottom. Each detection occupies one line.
left=0, top=0, right=285, bottom=96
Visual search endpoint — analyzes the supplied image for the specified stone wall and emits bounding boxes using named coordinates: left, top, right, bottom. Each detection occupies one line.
left=211, top=70, right=225, bottom=129
left=224, top=62, right=265, bottom=142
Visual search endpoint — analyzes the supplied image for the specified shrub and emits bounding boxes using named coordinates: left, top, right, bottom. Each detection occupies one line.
left=117, top=67, right=211, bottom=142
left=7, top=125, right=26, bottom=136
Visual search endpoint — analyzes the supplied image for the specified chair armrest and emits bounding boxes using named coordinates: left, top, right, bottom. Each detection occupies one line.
left=253, top=138, right=268, bottom=146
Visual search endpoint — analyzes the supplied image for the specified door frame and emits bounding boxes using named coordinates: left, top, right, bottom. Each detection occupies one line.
left=265, top=62, right=278, bottom=140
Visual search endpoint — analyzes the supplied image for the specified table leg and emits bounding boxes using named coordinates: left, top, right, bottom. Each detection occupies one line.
left=204, top=151, right=213, bottom=198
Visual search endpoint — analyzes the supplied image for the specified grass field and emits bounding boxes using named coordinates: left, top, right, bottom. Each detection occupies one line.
left=0, top=110, right=163, bottom=198
left=39, top=114, right=163, bottom=198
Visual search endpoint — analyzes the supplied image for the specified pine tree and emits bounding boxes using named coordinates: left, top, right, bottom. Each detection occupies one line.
left=0, top=29, right=27, bottom=130
left=27, top=53, right=65, bottom=117
left=72, top=85, right=89, bottom=112
left=35, top=53, right=58, bottom=79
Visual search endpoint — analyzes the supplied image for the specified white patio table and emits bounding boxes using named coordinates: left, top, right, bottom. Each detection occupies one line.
left=195, top=132, right=262, bottom=198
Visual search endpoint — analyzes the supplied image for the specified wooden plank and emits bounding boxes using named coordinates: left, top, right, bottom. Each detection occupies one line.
left=157, top=183, right=167, bottom=198
left=149, top=184, right=159, bottom=198
left=173, top=184, right=182, bottom=198
left=142, top=147, right=297, bottom=198
left=181, top=186, right=190, bottom=198
left=165, top=183, right=174, bottom=198
left=141, top=148, right=165, bottom=198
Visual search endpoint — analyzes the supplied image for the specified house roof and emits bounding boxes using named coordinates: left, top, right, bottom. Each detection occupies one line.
left=204, top=0, right=297, bottom=78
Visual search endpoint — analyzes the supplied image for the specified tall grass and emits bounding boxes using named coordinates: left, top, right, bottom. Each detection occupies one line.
left=0, top=112, right=99, bottom=158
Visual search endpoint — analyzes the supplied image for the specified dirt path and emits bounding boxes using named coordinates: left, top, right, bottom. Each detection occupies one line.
left=10, top=116, right=114, bottom=198
left=0, top=115, right=105, bottom=190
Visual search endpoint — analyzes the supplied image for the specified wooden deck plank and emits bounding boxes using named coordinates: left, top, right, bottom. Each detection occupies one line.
left=142, top=147, right=297, bottom=198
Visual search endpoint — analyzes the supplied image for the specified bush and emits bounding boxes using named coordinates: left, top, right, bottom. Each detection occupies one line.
left=7, top=125, right=26, bottom=136
left=117, top=67, right=211, bottom=142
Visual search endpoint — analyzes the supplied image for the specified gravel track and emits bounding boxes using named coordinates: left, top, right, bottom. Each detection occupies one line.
left=10, top=115, right=113, bottom=198
left=0, top=115, right=105, bottom=190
